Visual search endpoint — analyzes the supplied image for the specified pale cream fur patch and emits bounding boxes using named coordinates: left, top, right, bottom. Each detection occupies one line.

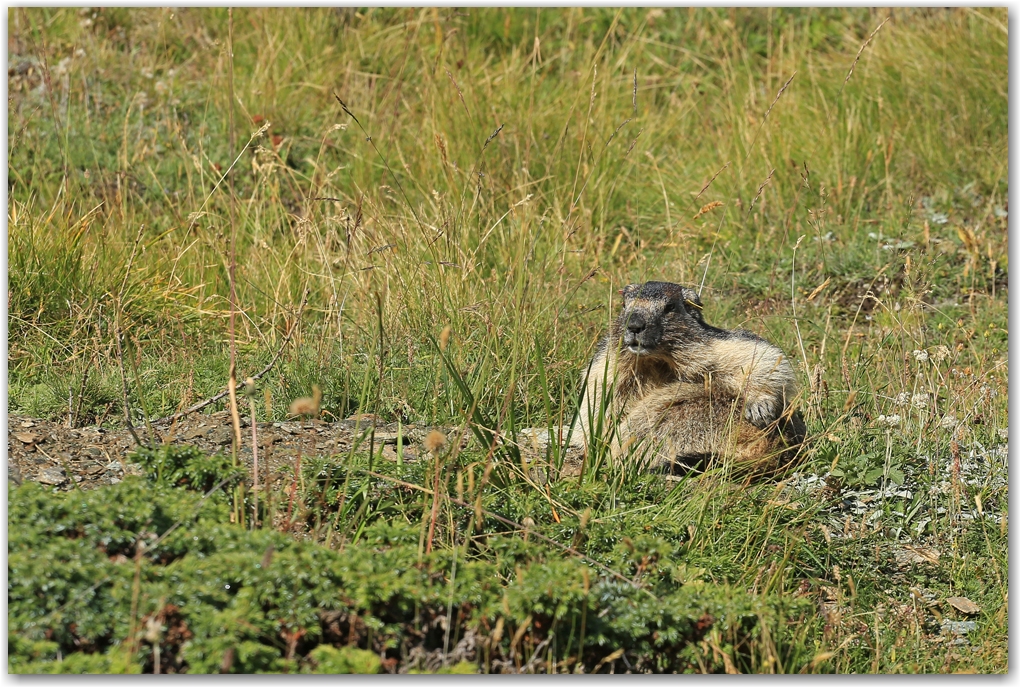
left=577, top=330, right=798, bottom=458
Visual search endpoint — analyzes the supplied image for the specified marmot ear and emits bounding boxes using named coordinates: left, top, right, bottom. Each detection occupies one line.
left=681, top=288, right=705, bottom=318
left=620, top=284, right=641, bottom=302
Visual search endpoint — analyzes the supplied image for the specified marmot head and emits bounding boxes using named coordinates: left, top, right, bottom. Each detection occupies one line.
left=615, top=281, right=709, bottom=360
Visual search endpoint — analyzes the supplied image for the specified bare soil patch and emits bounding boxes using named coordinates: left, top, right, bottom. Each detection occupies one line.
left=7, top=413, right=585, bottom=493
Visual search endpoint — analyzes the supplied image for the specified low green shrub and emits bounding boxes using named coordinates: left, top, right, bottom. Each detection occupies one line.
left=132, top=443, right=246, bottom=494
left=305, top=645, right=382, bottom=674
left=8, top=446, right=816, bottom=674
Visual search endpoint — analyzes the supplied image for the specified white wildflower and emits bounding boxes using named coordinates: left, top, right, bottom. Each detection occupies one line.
left=912, top=349, right=929, bottom=363
left=938, top=415, right=958, bottom=430
left=876, top=414, right=901, bottom=428
left=997, top=428, right=1009, bottom=441
left=894, top=392, right=911, bottom=407
left=911, top=393, right=929, bottom=409
left=931, top=345, right=951, bottom=363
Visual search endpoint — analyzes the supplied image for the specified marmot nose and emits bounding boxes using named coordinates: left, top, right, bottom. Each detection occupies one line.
left=626, top=317, right=646, bottom=334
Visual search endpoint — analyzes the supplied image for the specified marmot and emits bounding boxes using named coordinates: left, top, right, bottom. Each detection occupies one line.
left=576, top=281, right=806, bottom=477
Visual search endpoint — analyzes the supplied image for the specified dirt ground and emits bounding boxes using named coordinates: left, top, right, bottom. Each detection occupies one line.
left=7, top=412, right=586, bottom=493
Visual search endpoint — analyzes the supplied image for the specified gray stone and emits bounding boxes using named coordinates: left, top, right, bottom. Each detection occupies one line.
left=185, top=426, right=209, bottom=440
left=208, top=428, right=233, bottom=445
left=258, top=433, right=280, bottom=448
left=942, top=620, right=978, bottom=636
left=37, top=467, right=67, bottom=485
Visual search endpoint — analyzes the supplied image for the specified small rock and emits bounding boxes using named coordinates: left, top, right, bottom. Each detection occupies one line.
left=19, top=420, right=36, bottom=428
left=106, top=460, right=124, bottom=473
left=185, top=426, right=209, bottom=440
left=208, top=428, right=233, bottom=445
left=946, top=596, right=981, bottom=615
left=895, top=545, right=940, bottom=568
left=13, top=432, right=41, bottom=444
left=37, top=467, right=67, bottom=486
left=942, top=619, right=978, bottom=635
left=372, top=431, right=400, bottom=445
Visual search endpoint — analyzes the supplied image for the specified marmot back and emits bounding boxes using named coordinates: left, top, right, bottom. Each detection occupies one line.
left=577, top=281, right=805, bottom=477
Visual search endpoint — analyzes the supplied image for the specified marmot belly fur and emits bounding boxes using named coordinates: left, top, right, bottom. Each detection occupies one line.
left=576, top=281, right=806, bottom=477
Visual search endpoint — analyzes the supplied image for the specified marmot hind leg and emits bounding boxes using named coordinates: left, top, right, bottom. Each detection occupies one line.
left=613, top=389, right=755, bottom=467
left=614, top=388, right=802, bottom=476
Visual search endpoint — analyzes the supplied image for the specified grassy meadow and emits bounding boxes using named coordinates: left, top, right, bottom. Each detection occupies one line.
left=7, top=7, right=1008, bottom=673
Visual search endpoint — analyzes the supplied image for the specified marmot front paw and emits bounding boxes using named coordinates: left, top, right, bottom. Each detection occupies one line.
left=743, top=396, right=780, bottom=427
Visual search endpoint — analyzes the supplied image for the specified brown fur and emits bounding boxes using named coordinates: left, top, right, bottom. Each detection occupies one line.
left=577, top=282, right=806, bottom=477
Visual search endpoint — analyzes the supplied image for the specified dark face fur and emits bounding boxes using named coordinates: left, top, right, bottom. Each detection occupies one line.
left=616, top=281, right=708, bottom=358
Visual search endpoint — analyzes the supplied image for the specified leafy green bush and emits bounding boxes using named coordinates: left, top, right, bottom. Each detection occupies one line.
left=132, top=443, right=246, bottom=494
left=8, top=455, right=811, bottom=674
left=15, top=648, right=142, bottom=675
left=305, top=645, right=381, bottom=674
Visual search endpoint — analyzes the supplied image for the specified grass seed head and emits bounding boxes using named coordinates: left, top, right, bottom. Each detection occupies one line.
left=288, top=384, right=322, bottom=419
left=423, top=429, right=447, bottom=455
left=692, top=201, right=724, bottom=220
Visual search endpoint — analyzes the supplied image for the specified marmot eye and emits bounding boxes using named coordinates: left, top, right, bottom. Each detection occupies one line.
left=663, top=302, right=675, bottom=314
